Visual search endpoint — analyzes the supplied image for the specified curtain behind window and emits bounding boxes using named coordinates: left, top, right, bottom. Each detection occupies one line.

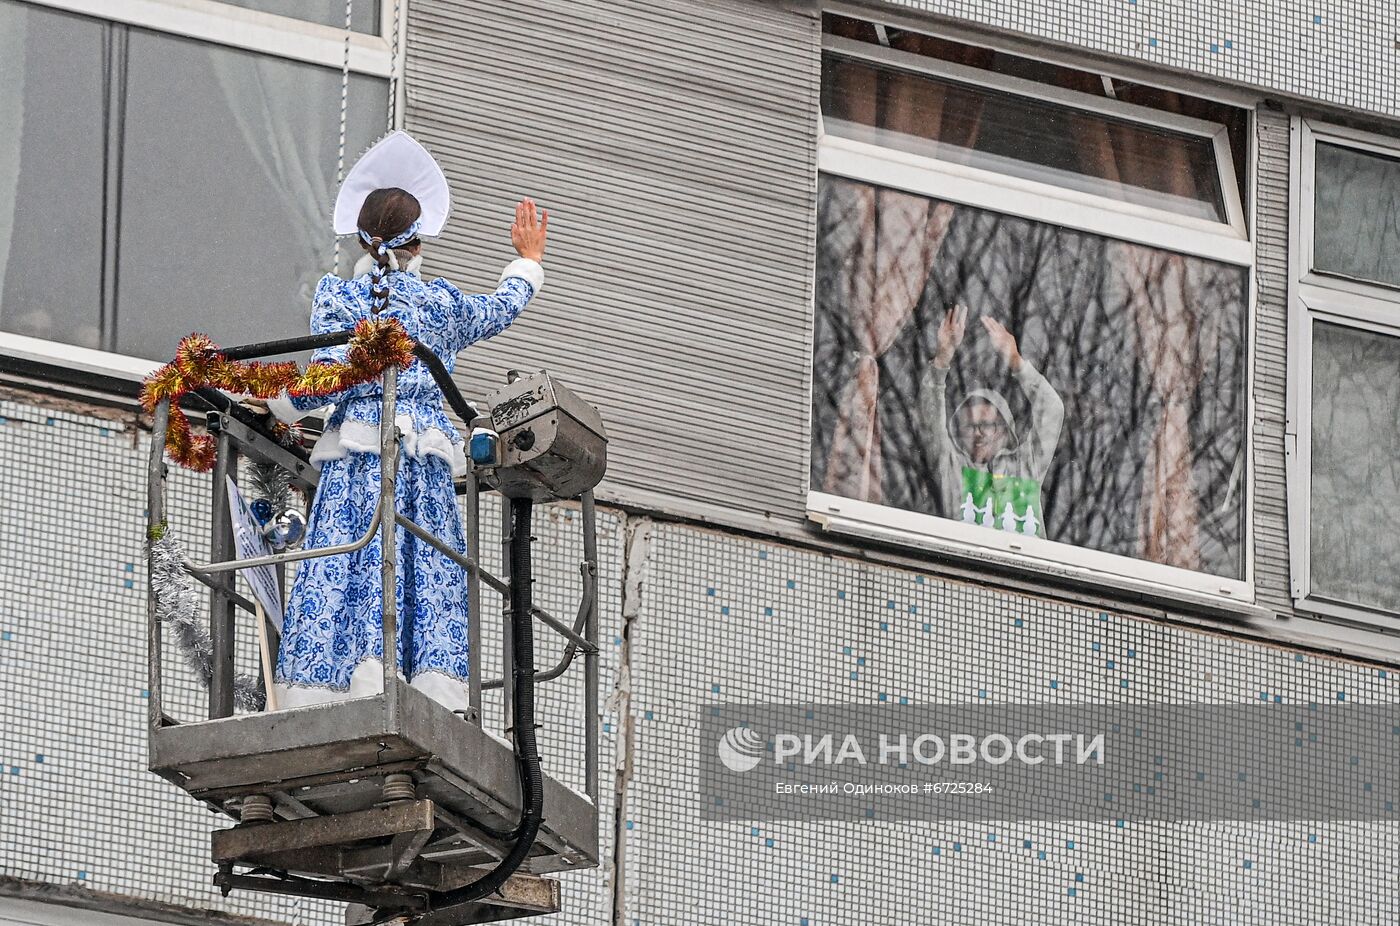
left=115, top=30, right=387, bottom=359
left=819, top=48, right=985, bottom=503
left=1070, top=117, right=1233, bottom=572
left=0, top=2, right=105, bottom=348
left=0, top=1, right=388, bottom=359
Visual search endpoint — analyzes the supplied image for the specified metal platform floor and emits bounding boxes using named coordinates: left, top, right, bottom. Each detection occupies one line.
left=150, top=680, right=597, bottom=919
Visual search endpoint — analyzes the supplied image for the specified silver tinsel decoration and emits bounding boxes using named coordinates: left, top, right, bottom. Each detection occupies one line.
left=149, top=529, right=265, bottom=712
left=247, top=461, right=296, bottom=519
left=247, top=462, right=306, bottom=551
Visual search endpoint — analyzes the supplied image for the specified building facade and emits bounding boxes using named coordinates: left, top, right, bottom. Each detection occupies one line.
left=2, top=0, right=1399, bottom=924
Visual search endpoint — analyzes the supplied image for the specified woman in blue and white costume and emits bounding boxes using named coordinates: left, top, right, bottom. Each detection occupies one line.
left=263, top=131, right=548, bottom=713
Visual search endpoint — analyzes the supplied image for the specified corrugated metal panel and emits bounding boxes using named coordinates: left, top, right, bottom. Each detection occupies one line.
left=404, top=0, right=820, bottom=521
left=1251, top=108, right=1294, bottom=615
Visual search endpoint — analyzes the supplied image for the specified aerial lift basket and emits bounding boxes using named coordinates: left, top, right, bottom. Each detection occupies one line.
left=145, top=332, right=607, bottom=925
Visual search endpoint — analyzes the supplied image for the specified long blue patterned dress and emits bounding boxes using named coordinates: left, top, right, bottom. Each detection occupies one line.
left=269, top=258, right=542, bottom=712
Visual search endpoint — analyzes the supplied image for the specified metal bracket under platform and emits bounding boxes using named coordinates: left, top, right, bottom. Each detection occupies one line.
left=150, top=680, right=596, bottom=923
left=215, top=868, right=561, bottom=925
left=342, top=876, right=561, bottom=926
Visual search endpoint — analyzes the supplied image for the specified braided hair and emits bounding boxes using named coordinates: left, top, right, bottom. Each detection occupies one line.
left=357, top=187, right=422, bottom=314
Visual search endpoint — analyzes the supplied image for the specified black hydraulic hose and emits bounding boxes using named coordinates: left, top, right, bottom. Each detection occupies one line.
left=410, top=343, right=481, bottom=424
left=431, top=496, right=543, bottom=906
left=217, top=331, right=351, bottom=360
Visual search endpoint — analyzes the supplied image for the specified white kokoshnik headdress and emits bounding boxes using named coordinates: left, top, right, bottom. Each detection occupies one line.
left=334, top=130, right=452, bottom=237
left=334, top=131, right=452, bottom=299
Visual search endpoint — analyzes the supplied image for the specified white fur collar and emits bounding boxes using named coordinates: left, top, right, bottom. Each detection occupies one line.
left=352, top=252, right=422, bottom=279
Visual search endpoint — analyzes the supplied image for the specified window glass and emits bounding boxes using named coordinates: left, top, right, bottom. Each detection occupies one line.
left=220, top=0, right=380, bottom=34
left=823, top=14, right=1251, bottom=222
left=0, top=5, right=389, bottom=360
left=1309, top=322, right=1400, bottom=613
left=0, top=2, right=105, bottom=348
left=811, top=175, right=1248, bottom=578
left=116, top=31, right=387, bottom=359
left=822, top=55, right=1227, bottom=223
left=1313, top=141, right=1400, bottom=289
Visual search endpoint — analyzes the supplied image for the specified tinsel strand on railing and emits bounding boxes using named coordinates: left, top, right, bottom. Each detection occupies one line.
left=247, top=460, right=298, bottom=516
left=149, top=527, right=266, bottom=712
left=140, top=318, right=415, bottom=472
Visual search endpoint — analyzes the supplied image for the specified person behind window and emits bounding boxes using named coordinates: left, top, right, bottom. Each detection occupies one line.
left=919, top=305, right=1064, bottom=538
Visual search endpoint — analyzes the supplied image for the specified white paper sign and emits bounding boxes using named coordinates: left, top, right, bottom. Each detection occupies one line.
left=225, top=476, right=284, bottom=633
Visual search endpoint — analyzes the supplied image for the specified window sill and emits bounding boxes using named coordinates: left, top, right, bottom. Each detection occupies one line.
left=808, top=492, right=1267, bottom=621
left=1292, top=595, right=1400, bottom=632
left=0, top=332, right=158, bottom=398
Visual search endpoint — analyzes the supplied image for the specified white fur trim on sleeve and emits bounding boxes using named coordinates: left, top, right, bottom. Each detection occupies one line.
left=499, top=258, right=544, bottom=295
left=266, top=391, right=305, bottom=424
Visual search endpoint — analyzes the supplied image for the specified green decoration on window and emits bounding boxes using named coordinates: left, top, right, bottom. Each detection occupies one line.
left=959, top=468, right=1045, bottom=539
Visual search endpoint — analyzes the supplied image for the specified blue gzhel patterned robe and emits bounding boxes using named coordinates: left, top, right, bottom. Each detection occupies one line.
left=270, top=258, right=541, bottom=712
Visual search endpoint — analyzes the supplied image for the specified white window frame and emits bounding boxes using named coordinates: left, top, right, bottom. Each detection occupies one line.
left=0, top=896, right=169, bottom=926
left=19, top=0, right=396, bottom=76
left=1286, top=118, right=1400, bottom=627
left=0, top=330, right=159, bottom=383
left=809, top=34, right=1259, bottom=607
left=821, top=35, right=1251, bottom=264
left=1, top=0, right=402, bottom=375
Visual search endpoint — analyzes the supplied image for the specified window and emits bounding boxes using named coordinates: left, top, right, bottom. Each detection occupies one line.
left=823, top=57, right=1234, bottom=224
left=222, top=0, right=381, bottom=33
left=1311, top=141, right=1400, bottom=289
left=0, top=0, right=391, bottom=361
left=1289, top=121, right=1400, bottom=625
left=808, top=22, right=1254, bottom=602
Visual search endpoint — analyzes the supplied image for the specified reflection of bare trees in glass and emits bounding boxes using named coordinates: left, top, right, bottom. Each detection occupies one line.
left=1113, top=244, right=1246, bottom=573
left=1309, top=323, right=1400, bottom=613
left=812, top=175, right=1246, bottom=579
left=1314, top=143, right=1400, bottom=289
left=818, top=181, right=953, bottom=504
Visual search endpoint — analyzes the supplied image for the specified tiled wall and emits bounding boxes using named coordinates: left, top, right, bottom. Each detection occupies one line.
left=0, top=399, right=331, bottom=923
left=6, top=392, right=1399, bottom=924
left=0, top=395, right=619, bottom=926
left=874, top=0, right=1400, bottom=119
left=621, top=521, right=1400, bottom=924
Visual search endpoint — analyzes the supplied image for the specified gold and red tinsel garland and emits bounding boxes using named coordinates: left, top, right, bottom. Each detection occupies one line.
left=141, top=318, right=416, bottom=472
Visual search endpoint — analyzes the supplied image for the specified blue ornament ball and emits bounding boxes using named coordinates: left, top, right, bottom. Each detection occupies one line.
left=250, top=498, right=274, bottom=525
